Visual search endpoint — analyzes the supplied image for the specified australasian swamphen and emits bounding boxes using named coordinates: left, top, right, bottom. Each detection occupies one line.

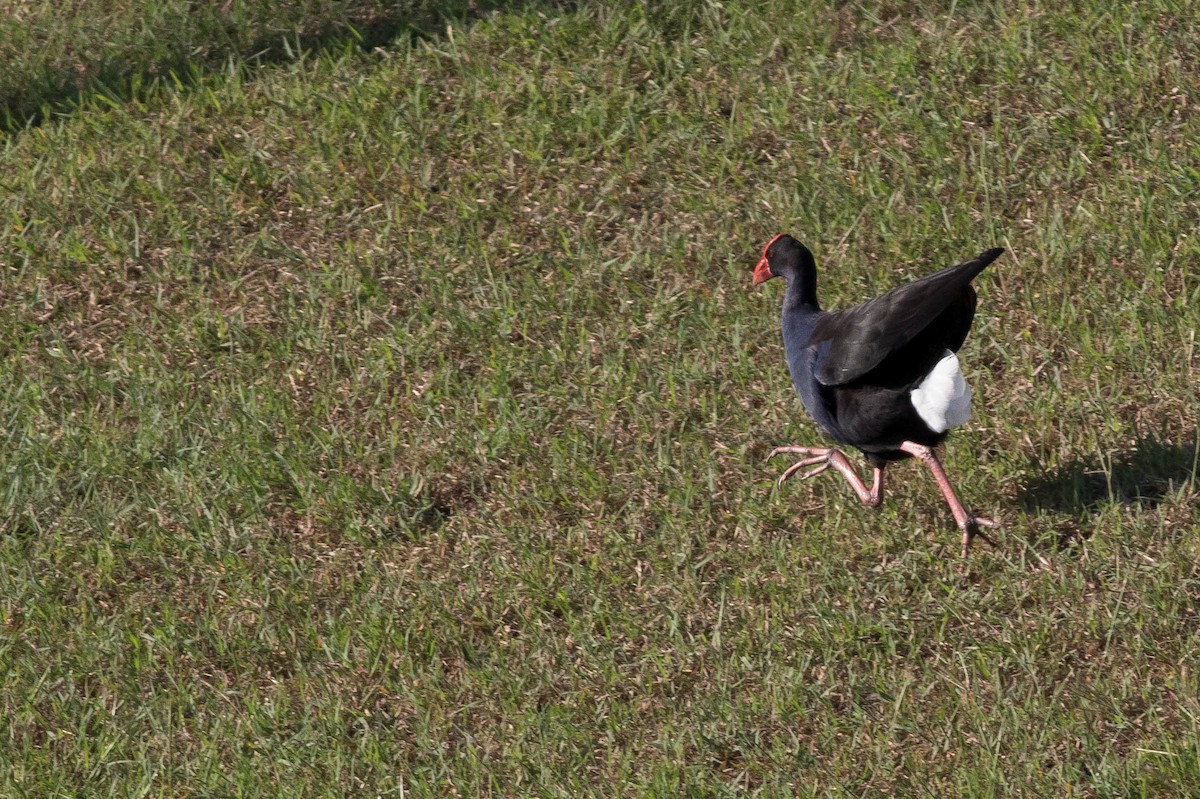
left=753, top=234, right=1004, bottom=559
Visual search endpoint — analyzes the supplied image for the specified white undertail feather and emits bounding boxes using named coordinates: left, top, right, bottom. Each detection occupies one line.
left=910, top=351, right=972, bottom=434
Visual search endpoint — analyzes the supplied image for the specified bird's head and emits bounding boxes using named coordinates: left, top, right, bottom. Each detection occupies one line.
left=753, top=233, right=813, bottom=285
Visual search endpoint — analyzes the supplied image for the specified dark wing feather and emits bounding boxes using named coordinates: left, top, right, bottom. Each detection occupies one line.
left=811, top=248, right=1003, bottom=386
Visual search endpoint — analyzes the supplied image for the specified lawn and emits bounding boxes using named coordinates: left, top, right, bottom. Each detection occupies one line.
left=1, top=0, right=1198, bottom=795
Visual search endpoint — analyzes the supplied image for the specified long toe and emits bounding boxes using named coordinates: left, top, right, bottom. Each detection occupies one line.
left=969, top=517, right=999, bottom=547
left=800, top=462, right=832, bottom=480
left=959, top=515, right=1000, bottom=559
left=768, top=445, right=831, bottom=461
left=778, top=455, right=830, bottom=484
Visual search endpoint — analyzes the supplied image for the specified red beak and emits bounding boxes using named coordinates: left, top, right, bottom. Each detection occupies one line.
left=752, top=233, right=785, bottom=284
left=752, top=256, right=773, bottom=285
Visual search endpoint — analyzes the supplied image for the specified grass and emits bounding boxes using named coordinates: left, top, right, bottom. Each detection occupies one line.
left=0, top=0, right=521, bottom=130
left=1, top=0, right=1199, bottom=795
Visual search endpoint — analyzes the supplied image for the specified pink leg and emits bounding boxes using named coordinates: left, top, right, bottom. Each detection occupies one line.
left=899, top=441, right=998, bottom=559
left=768, top=446, right=884, bottom=508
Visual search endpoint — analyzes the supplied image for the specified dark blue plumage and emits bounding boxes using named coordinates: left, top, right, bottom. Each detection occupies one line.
left=756, top=234, right=1003, bottom=464
left=753, top=234, right=1005, bottom=560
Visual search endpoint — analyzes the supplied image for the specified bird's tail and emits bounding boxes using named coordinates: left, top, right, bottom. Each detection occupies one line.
left=976, top=247, right=1005, bottom=266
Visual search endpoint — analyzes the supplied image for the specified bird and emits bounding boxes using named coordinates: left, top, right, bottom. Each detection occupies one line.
left=752, top=234, right=1004, bottom=559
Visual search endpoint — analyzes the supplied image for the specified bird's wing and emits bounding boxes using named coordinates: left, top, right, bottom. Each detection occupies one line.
left=811, top=248, right=1003, bottom=386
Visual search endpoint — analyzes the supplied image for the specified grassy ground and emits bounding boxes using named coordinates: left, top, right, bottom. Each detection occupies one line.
left=0, top=0, right=509, bottom=129
left=1, top=0, right=1199, bottom=795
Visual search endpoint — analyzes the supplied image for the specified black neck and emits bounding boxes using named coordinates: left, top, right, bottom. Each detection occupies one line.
left=783, top=263, right=819, bottom=312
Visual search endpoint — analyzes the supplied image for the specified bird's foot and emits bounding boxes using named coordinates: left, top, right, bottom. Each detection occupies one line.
left=767, top=446, right=837, bottom=486
left=767, top=446, right=884, bottom=507
left=959, top=514, right=1000, bottom=561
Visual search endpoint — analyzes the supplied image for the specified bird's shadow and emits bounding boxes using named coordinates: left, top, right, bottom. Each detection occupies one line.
left=1018, top=436, right=1199, bottom=550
